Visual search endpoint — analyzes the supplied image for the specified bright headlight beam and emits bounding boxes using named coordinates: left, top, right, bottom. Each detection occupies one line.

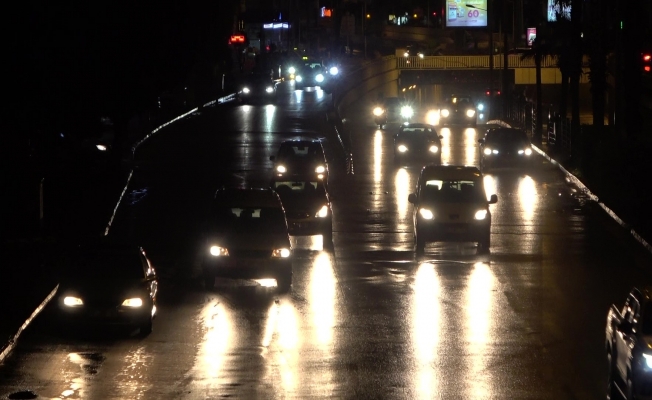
left=329, top=66, right=339, bottom=75
left=373, top=107, right=384, bottom=116
left=441, top=109, right=450, bottom=117
left=466, top=109, right=476, bottom=117
left=419, top=208, right=434, bottom=220
left=242, top=87, right=250, bottom=94
left=398, top=144, right=408, bottom=153
left=210, top=245, right=229, bottom=256
left=315, top=165, right=326, bottom=173
left=63, top=296, right=83, bottom=306
left=316, top=205, right=329, bottom=218
left=272, top=248, right=291, bottom=258
left=644, top=354, right=652, bottom=369
left=122, top=298, right=143, bottom=308
left=316, top=74, right=324, bottom=82
left=276, top=165, right=287, bottom=173
left=474, top=209, right=488, bottom=220
left=429, top=145, right=439, bottom=153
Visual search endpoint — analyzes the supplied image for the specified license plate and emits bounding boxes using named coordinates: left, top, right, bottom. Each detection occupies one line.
left=447, top=227, right=467, bottom=234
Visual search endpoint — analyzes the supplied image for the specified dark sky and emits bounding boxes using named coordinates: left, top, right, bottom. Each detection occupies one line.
left=11, top=2, right=236, bottom=127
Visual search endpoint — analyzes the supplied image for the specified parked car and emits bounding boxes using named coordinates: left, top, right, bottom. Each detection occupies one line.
left=55, top=240, right=158, bottom=336
left=408, top=165, right=498, bottom=254
left=270, top=139, right=329, bottom=185
left=394, top=123, right=444, bottom=166
left=272, top=176, right=334, bottom=250
left=478, top=127, right=534, bottom=171
left=201, top=187, right=293, bottom=291
left=606, top=287, right=652, bottom=400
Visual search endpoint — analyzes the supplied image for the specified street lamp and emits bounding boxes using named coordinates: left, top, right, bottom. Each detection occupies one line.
left=468, top=4, right=494, bottom=118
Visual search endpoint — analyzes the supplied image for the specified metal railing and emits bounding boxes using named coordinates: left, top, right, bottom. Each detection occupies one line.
left=396, top=55, right=560, bottom=69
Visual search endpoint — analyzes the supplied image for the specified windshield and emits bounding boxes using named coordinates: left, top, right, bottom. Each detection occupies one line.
left=278, top=143, right=323, bottom=160
left=420, top=179, right=485, bottom=202
left=445, top=97, right=472, bottom=105
left=212, top=206, right=287, bottom=234
left=273, top=181, right=325, bottom=199
left=486, top=129, right=529, bottom=142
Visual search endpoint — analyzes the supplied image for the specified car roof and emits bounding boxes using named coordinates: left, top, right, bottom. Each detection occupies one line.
left=420, top=165, right=483, bottom=181
left=213, top=187, right=283, bottom=208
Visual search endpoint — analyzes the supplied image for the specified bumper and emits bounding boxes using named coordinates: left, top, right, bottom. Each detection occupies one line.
left=58, top=306, right=153, bottom=328
left=440, top=115, right=476, bottom=125
left=483, top=155, right=532, bottom=167
left=203, top=257, right=292, bottom=280
left=417, top=221, right=490, bottom=242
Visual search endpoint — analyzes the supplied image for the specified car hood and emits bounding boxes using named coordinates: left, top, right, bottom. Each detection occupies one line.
left=206, top=232, right=290, bottom=250
left=278, top=195, right=328, bottom=214
left=58, top=277, right=146, bottom=300
left=485, top=140, right=530, bottom=149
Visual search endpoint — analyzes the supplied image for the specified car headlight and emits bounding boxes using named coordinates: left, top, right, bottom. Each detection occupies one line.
left=315, top=165, right=326, bottom=173
left=441, top=109, right=450, bottom=117
left=418, top=53, right=424, bottom=59
left=316, top=205, right=329, bottom=218
left=466, top=109, right=476, bottom=117
left=483, top=148, right=493, bottom=156
left=288, top=66, right=296, bottom=74
left=122, top=298, right=143, bottom=308
left=523, top=148, right=533, bottom=156
left=266, top=86, right=274, bottom=93
left=276, top=165, right=287, bottom=173
left=209, top=245, right=229, bottom=256
left=404, top=52, right=409, bottom=57
left=272, top=248, right=291, bottom=258
left=477, top=103, right=484, bottom=111
left=63, top=296, right=83, bottom=307
left=96, top=144, right=108, bottom=151
left=643, top=353, right=652, bottom=369
left=316, top=74, right=325, bottom=82
left=474, top=209, right=488, bottom=220
left=296, top=75, right=303, bottom=82
left=429, top=145, right=439, bottom=153
left=400, top=106, right=414, bottom=118
left=373, top=107, right=384, bottom=116
left=329, top=66, right=339, bottom=75
left=397, top=144, right=408, bottom=153
left=242, top=87, right=250, bottom=94
left=419, top=208, right=434, bottom=220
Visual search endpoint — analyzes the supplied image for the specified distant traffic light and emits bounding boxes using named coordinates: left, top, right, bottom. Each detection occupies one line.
left=643, top=53, right=651, bottom=73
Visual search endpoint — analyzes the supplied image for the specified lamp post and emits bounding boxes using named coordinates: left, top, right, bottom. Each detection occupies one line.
left=468, top=4, right=494, bottom=118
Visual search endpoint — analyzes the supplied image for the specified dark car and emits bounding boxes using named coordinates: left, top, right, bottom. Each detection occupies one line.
left=478, top=127, right=534, bottom=171
left=237, top=72, right=277, bottom=104
left=294, top=61, right=328, bottom=90
left=201, top=187, right=293, bottom=291
left=270, top=139, right=329, bottom=185
left=272, top=177, right=334, bottom=250
left=438, top=95, right=478, bottom=126
left=408, top=165, right=498, bottom=254
left=372, top=97, right=414, bottom=128
left=394, top=123, right=444, bottom=165
left=55, top=241, right=159, bottom=336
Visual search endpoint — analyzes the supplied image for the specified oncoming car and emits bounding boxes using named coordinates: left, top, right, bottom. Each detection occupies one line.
left=55, top=241, right=159, bottom=336
left=408, top=165, right=498, bottom=254
left=238, top=72, right=277, bottom=104
left=478, top=127, right=534, bottom=171
left=272, top=177, right=334, bottom=250
left=437, top=95, right=478, bottom=126
left=201, top=188, right=293, bottom=291
left=373, top=97, right=413, bottom=128
left=394, top=123, right=443, bottom=165
left=270, top=139, right=328, bottom=184
left=295, top=61, right=328, bottom=90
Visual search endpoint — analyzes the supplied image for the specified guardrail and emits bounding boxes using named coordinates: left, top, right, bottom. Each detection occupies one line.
left=396, top=55, right=561, bottom=69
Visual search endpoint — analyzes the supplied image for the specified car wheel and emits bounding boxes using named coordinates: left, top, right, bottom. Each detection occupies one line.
left=276, top=273, right=292, bottom=292
left=138, top=316, right=153, bottom=337
left=416, top=236, right=425, bottom=254
left=323, top=229, right=334, bottom=251
left=478, top=233, right=491, bottom=253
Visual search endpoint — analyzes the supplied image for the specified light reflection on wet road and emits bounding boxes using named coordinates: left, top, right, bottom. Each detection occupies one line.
left=2, top=82, right=652, bottom=400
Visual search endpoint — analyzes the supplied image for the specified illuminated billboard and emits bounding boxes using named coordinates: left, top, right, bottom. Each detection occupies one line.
left=445, top=0, right=488, bottom=28
left=547, top=0, right=571, bottom=21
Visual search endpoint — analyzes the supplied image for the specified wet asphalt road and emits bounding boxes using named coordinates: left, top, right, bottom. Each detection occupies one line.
left=1, top=82, right=652, bottom=400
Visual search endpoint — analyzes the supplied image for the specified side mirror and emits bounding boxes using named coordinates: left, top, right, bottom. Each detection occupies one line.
left=488, top=194, right=498, bottom=204
left=269, top=155, right=275, bottom=161
left=408, top=193, right=417, bottom=204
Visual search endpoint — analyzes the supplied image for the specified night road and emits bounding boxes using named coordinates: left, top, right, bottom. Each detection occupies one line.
left=2, top=81, right=652, bottom=400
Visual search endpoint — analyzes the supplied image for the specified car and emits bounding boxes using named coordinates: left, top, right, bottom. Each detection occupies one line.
left=201, top=187, right=293, bottom=291
left=407, top=165, right=498, bottom=254
left=294, top=60, right=328, bottom=90
left=270, top=139, right=329, bottom=185
left=437, top=95, right=478, bottom=126
left=372, top=97, right=414, bottom=128
left=272, top=177, right=334, bottom=250
left=606, top=287, right=652, bottom=400
left=403, top=44, right=425, bottom=59
left=478, top=127, right=534, bottom=171
left=394, top=123, right=444, bottom=165
left=237, top=72, right=277, bottom=104
left=54, top=241, right=158, bottom=336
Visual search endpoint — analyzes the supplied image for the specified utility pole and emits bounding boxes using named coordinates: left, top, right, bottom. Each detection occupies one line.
left=488, top=0, right=494, bottom=119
